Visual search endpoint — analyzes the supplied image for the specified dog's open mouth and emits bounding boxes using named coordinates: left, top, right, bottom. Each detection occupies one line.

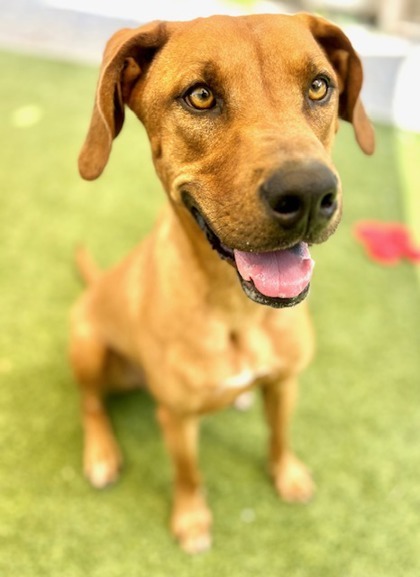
left=189, top=205, right=314, bottom=308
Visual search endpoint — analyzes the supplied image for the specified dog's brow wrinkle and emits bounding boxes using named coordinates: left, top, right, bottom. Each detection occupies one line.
left=179, top=61, right=223, bottom=88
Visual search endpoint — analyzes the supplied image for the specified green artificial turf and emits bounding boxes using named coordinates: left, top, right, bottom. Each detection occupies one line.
left=1, top=51, right=420, bottom=577
left=397, top=131, right=420, bottom=286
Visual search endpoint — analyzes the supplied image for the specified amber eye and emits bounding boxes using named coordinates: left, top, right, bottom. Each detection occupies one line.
left=184, top=85, right=216, bottom=110
left=308, top=76, right=329, bottom=102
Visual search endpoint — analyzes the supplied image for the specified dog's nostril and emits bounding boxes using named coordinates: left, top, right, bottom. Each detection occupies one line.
left=272, top=194, right=302, bottom=217
left=319, top=191, right=337, bottom=218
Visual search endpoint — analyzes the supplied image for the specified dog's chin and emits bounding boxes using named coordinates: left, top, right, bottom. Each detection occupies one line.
left=239, top=278, right=310, bottom=308
left=186, top=203, right=311, bottom=309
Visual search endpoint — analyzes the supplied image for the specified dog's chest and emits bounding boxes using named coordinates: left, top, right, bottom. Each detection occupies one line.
left=145, top=307, right=312, bottom=413
left=220, top=367, right=270, bottom=390
left=200, top=323, right=283, bottom=398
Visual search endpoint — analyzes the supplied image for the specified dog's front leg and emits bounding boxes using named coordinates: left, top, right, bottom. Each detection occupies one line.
left=261, top=377, right=315, bottom=504
left=156, top=406, right=212, bottom=554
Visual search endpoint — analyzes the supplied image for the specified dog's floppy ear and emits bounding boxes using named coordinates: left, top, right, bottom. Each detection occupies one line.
left=299, top=13, right=375, bottom=155
left=79, top=21, right=169, bottom=180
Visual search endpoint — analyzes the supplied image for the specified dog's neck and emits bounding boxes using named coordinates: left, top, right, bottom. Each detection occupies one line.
left=163, top=202, right=258, bottom=315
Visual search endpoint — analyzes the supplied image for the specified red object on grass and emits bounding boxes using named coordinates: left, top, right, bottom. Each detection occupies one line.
left=354, top=221, right=420, bottom=265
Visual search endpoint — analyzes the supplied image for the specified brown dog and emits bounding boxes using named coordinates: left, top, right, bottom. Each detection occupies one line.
left=72, top=13, right=374, bottom=553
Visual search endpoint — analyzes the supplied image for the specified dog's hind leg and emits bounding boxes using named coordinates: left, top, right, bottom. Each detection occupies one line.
left=70, top=305, right=122, bottom=489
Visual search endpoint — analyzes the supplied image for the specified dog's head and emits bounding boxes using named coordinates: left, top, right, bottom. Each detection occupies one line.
left=79, top=14, right=374, bottom=308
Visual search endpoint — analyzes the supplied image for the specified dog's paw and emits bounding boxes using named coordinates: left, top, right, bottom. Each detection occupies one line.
left=172, top=494, right=213, bottom=554
left=273, top=452, right=315, bottom=504
left=84, top=438, right=122, bottom=489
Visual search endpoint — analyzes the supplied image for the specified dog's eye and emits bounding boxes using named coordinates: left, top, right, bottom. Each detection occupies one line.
left=308, top=76, right=329, bottom=102
left=184, top=85, right=216, bottom=110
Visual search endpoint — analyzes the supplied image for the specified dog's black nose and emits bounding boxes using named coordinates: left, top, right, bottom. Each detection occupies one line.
left=260, top=161, right=338, bottom=233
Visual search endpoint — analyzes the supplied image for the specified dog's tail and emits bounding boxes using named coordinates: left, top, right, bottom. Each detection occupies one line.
left=75, top=247, right=101, bottom=286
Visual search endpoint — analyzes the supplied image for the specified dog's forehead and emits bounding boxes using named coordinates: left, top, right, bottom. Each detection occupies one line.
left=170, top=13, right=308, bottom=45
left=160, top=14, right=326, bottom=75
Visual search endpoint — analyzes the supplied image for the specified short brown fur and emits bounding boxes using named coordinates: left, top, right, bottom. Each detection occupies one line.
left=72, top=13, right=374, bottom=553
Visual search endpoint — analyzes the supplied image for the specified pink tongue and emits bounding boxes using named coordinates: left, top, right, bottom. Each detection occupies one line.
left=234, top=243, right=314, bottom=299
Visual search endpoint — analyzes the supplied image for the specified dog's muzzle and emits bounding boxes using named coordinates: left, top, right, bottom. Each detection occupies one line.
left=181, top=160, right=339, bottom=309
left=182, top=193, right=315, bottom=309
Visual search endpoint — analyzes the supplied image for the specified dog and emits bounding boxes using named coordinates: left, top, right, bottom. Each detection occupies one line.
left=71, top=12, right=374, bottom=554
